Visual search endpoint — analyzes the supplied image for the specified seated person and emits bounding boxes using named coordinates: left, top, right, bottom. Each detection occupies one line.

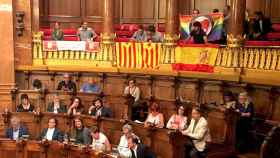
left=147, top=25, right=163, bottom=43
left=77, top=22, right=97, bottom=41
left=118, top=124, right=139, bottom=157
left=251, top=11, right=272, bottom=40
left=88, top=98, right=112, bottom=118
left=47, top=94, right=67, bottom=113
left=80, top=77, right=101, bottom=93
left=219, top=91, right=236, bottom=111
left=90, top=126, right=111, bottom=152
left=124, top=78, right=141, bottom=120
left=127, top=136, right=156, bottom=158
left=144, top=102, right=165, bottom=128
left=166, top=105, right=188, bottom=131
left=16, top=94, right=35, bottom=112
left=235, top=92, right=254, bottom=153
left=40, top=118, right=62, bottom=141
left=130, top=25, right=147, bottom=42
left=32, top=79, right=43, bottom=90
left=67, top=97, right=84, bottom=115
left=189, top=21, right=207, bottom=44
left=212, top=8, right=219, bottom=13
left=57, top=73, right=77, bottom=93
left=6, top=117, right=29, bottom=140
left=70, top=117, right=91, bottom=145
left=181, top=107, right=211, bottom=158
left=192, top=9, right=200, bottom=16
left=51, top=22, right=64, bottom=41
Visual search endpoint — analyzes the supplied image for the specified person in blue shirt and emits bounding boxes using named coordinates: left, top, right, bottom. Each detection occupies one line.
left=80, top=78, right=100, bottom=93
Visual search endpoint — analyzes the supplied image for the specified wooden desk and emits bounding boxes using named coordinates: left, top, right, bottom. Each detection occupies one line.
left=0, top=139, right=116, bottom=158
left=0, top=112, right=237, bottom=158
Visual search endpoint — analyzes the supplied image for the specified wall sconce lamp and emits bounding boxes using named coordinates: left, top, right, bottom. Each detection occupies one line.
left=15, top=11, right=25, bottom=36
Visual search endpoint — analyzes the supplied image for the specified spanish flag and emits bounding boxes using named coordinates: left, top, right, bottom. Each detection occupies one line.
left=172, top=45, right=219, bottom=73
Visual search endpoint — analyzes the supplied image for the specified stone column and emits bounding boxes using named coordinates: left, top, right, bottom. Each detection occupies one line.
left=0, top=0, right=16, bottom=111
left=162, top=0, right=179, bottom=65
left=100, top=0, right=115, bottom=65
left=227, top=0, right=246, bottom=47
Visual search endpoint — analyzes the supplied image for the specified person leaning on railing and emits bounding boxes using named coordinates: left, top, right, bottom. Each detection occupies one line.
left=146, top=25, right=163, bottom=43
left=51, top=22, right=64, bottom=41
left=77, top=21, right=97, bottom=41
left=130, top=25, right=147, bottom=42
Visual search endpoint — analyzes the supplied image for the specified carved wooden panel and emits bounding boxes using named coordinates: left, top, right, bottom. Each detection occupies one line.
left=201, top=82, right=223, bottom=105
left=207, top=111, right=227, bottom=143
left=49, top=0, right=82, bottom=17
left=154, top=77, right=175, bottom=101
left=103, top=75, right=125, bottom=97
left=178, top=79, right=198, bottom=103
left=193, top=0, right=226, bottom=14
left=85, top=0, right=103, bottom=18
left=270, top=0, right=280, bottom=22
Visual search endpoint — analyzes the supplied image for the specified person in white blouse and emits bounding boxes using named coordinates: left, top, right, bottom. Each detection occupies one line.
left=40, top=118, right=62, bottom=141
left=181, top=107, right=211, bottom=158
left=144, top=102, right=165, bottom=128
left=118, top=124, right=139, bottom=157
left=166, top=105, right=187, bottom=131
left=90, top=126, right=111, bottom=152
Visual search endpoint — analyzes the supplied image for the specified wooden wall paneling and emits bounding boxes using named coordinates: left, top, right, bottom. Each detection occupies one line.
left=103, top=74, right=126, bottom=97
left=177, top=78, right=199, bottom=103
left=152, top=130, right=173, bottom=158
left=178, top=0, right=192, bottom=15
left=14, top=0, right=33, bottom=65
left=207, top=111, right=227, bottom=143
left=29, top=72, right=54, bottom=91
left=192, top=0, right=227, bottom=14
left=120, top=0, right=157, bottom=23
left=248, top=86, right=271, bottom=117
left=269, top=0, right=280, bottom=23
left=246, top=0, right=267, bottom=17
left=153, top=76, right=175, bottom=101
left=272, top=94, right=280, bottom=121
left=158, top=0, right=166, bottom=22
left=201, top=81, right=223, bottom=105
left=15, top=72, right=26, bottom=90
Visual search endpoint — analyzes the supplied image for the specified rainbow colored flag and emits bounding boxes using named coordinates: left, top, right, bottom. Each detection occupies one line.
left=180, top=13, right=224, bottom=42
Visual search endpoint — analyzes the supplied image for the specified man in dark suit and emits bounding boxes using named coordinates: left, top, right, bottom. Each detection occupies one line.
left=47, top=94, right=67, bottom=113
left=57, top=73, right=77, bottom=94
left=39, top=118, right=62, bottom=141
left=127, top=137, right=156, bottom=158
left=251, top=11, right=272, bottom=40
left=5, top=117, right=29, bottom=140
left=88, top=98, right=113, bottom=118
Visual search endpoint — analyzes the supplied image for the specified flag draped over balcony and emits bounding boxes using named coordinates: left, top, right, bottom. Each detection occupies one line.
left=116, top=42, right=161, bottom=69
left=172, top=45, right=219, bottom=73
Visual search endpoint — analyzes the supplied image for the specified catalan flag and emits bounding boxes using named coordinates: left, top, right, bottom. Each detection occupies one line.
left=116, top=42, right=161, bottom=69
left=180, top=13, right=224, bottom=42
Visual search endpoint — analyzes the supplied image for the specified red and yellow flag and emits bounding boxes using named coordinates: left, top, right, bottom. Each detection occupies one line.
left=116, top=42, right=161, bottom=69
left=172, top=45, right=219, bottom=73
